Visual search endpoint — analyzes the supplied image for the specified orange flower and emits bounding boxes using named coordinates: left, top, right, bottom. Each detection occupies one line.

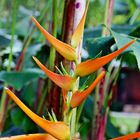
left=33, top=56, right=76, bottom=91
left=31, top=17, right=77, bottom=61
left=71, top=71, right=105, bottom=108
left=4, top=88, right=70, bottom=140
left=75, top=39, right=136, bottom=77
left=0, top=133, right=57, bottom=140
left=71, top=0, right=90, bottom=48
left=111, top=132, right=140, bottom=140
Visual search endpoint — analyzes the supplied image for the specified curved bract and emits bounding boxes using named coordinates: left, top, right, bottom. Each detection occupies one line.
left=5, top=88, right=70, bottom=140
left=33, top=56, right=76, bottom=91
left=75, top=39, right=136, bottom=77
left=71, top=71, right=105, bottom=108
left=31, top=17, right=77, bottom=61
left=71, top=0, right=90, bottom=48
left=0, top=134, right=57, bottom=140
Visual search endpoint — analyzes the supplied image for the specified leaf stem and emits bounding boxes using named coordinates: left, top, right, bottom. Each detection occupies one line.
left=0, top=0, right=17, bottom=133
left=102, top=0, right=114, bottom=36
left=37, top=0, right=58, bottom=115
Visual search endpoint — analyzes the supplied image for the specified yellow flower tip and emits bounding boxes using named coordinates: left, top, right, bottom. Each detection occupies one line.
left=4, top=88, right=70, bottom=140
left=0, top=134, right=57, bottom=140
left=4, top=87, right=8, bottom=90
left=31, top=17, right=77, bottom=61
left=33, top=56, right=76, bottom=90
left=71, top=0, right=90, bottom=48
left=31, top=16, right=35, bottom=21
left=70, top=71, right=105, bottom=108
left=75, top=39, right=136, bottom=77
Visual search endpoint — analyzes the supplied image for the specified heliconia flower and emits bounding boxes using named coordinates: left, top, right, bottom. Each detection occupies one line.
left=33, top=56, right=76, bottom=91
left=4, top=88, right=70, bottom=140
left=111, top=132, right=140, bottom=140
left=31, top=16, right=77, bottom=61
left=71, top=71, right=105, bottom=108
left=71, top=0, right=89, bottom=48
left=75, top=39, right=136, bottom=77
left=0, top=133, right=57, bottom=140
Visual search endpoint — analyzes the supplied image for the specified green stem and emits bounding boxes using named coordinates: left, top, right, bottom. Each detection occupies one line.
left=37, top=0, right=57, bottom=114
left=102, top=0, right=114, bottom=36
left=70, top=1, right=86, bottom=138
left=92, top=0, right=114, bottom=139
left=7, top=0, right=17, bottom=71
left=71, top=108, right=77, bottom=138
left=0, top=0, right=17, bottom=133
left=129, top=8, right=140, bottom=25
left=0, top=0, right=5, bottom=13
left=37, top=85, right=48, bottom=114
left=49, top=0, right=57, bottom=70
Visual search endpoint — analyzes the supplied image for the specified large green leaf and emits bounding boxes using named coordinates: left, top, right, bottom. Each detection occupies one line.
left=111, top=30, right=140, bottom=69
left=86, top=36, right=114, bottom=58
left=0, top=69, right=45, bottom=90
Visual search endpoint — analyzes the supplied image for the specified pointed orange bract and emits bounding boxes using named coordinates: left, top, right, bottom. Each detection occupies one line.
left=111, top=132, right=140, bottom=140
left=33, top=56, right=76, bottom=91
left=0, top=133, right=57, bottom=140
left=75, top=39, right=136, bottom=77
left=4, top=88, right=70, bottom=140
left=71, top=0, right=90, bottom=48
left=31, top=17, right=77, bottom=61
left=71, top=71, right=105, bottom=108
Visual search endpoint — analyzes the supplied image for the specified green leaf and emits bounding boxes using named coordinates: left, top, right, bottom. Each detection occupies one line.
left=86, top=36, right=114, bottom=58
left=82, top=96, right=93, bottom=120
left=11, top=107, right=38, bottom=133
left=111, top=30, right=140, bottom=69
left=0, top=69, right=45, bottom=90
left=79, top=73, right=96, bottom=91
left=106, top=115, right=122, bottom=139
left=129, top=26, right=140, bottom=38
left=20, top=79, right=38, bottom=107
left=0, top=35, right=10, bottom=48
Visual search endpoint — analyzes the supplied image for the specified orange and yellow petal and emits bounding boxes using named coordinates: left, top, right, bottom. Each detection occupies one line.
left=71, top=0, right=89, bottom=48
left=71, top=71, right=105, bottom=108
left=111, top=132, right=140, bottom=140
left=33, top=57, right=76, bottom=91
left=75, top=39, right=136, bottom=77
left=0, top=133, right=57, bottom=140
left=31, top=17, right=77, bottom=61
left=4, top=88, right=70, bottom=140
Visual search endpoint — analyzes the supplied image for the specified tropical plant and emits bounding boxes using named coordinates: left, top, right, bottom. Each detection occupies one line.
left=0, top=0, right=140, bottom=140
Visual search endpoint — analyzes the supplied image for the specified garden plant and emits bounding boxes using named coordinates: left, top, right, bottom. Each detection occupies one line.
left=0, top=0, right=140, bottom=140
